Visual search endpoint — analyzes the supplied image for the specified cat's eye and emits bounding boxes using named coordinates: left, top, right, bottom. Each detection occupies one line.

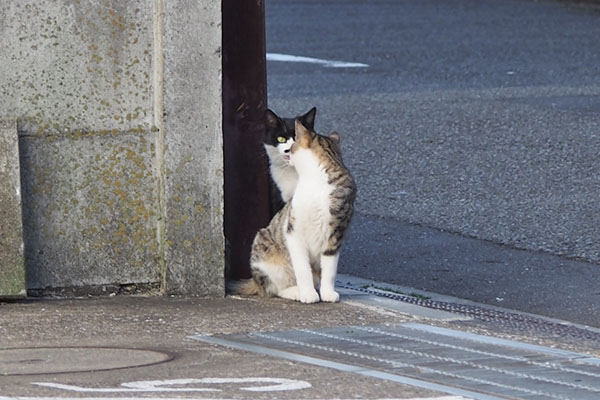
left=277, top=136, right=287, bottom=143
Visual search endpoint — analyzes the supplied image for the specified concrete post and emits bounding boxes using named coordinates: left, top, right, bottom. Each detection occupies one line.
left=0, top=119, right=26, bottom=297
left=162, top=0, right=224, bottom=295
left=0, top=1, right=224, bottom=296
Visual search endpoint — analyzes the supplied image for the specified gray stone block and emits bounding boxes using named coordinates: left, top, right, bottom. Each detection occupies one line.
left=19, top=131, right=160, bottom=289
left=162, top=0, right=224, bottom=296
left=0, top=0, right=155, bottom=136
left=0, top=0, right=162, bottom=292
left=0, top=119, right=26, bottom=297
left=0, top=0, right=225, bottom=296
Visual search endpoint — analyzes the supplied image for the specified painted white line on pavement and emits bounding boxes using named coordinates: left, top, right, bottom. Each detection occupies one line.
left=32, top=377, right=310, bottom=393
left=266, top=52, right=368, bottom=68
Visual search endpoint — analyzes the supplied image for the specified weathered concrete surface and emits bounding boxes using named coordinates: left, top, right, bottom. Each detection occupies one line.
left=2, top=293, right=600, bottom=399
left=162, top=0, right=224, bottom=296
left=0, top=120, right=26, bottom=297
left=0, top=1, right=155, bottom=135
left=0, top=296, right=432, bottom=399
left=18, top=132, right=159, bottom=289
left=0, top=1, right=224, bottom=295
left=0, top=0, right=160, bottom=291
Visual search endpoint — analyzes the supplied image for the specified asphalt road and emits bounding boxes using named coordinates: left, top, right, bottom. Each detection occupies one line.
left=265, top=0, right=600, bottom=326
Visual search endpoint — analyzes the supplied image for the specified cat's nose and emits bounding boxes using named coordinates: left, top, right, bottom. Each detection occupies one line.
left=284, top=148, right=290, bottom=153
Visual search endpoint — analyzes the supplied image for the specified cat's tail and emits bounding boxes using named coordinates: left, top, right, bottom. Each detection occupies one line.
left=227, top=279, right=262, bottom=296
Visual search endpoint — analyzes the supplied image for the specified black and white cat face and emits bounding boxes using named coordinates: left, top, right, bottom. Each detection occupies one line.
left=264, top=107, right=316, bottom=165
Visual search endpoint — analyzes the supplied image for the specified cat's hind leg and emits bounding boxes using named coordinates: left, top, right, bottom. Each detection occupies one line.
left=251, top=260, right=294, bottom=298
left=319, top=252, right=340, bottom=303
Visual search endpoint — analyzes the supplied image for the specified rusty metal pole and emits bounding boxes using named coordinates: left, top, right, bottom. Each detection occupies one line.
left=222, top=0, right=270, bottom=280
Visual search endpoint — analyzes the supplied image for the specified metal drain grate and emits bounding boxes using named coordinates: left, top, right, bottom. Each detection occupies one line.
left=195, top=323, right=600, bottom=400
left=338, top=281, right=600, bottom=342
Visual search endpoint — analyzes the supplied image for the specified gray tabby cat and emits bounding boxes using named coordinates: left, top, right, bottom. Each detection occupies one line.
left=230, top=120, right=356, bottom=303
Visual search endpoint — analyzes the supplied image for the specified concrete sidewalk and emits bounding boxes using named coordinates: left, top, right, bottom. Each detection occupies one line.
left=2, top=279, right=600, bottom=399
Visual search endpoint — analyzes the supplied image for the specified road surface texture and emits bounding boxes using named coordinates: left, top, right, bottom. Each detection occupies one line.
left=3, top=292, right=600, bottom=400
left=265, top=0, right=600, bottom=326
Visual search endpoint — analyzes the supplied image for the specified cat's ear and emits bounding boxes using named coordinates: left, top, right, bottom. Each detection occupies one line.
left=329, top=132, right=340, bottom=143
left=295, top=119, right=312, bottom=147
left=265, top=109, right=282, bottom=129
left=299, top=107, right=317, bottom=130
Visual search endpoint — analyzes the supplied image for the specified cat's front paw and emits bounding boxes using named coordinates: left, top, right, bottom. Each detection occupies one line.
left=320, top=289, right=340, bottom=303
left=298, top=288, right=320, bottom=304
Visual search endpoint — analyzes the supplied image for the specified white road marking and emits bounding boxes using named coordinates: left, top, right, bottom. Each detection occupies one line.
left=31, top=382, right=216, bottom=393
left=198, top=377, right=311, bottom=392
left=402, top=398, right=470, bottom=400
left=266, top=52, right=368, bottom=68
left=32, top=377, right=310, bottom=393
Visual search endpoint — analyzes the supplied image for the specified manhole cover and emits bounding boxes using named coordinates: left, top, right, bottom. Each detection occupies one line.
left=0, top=347, right=172, bottom=375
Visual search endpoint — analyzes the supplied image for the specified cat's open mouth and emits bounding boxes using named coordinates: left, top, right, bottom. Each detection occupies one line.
left=283, top=155, right=290, bottom=162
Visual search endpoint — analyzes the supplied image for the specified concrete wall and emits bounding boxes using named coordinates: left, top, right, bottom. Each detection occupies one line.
left=0, top=1, right=223, bottom=296
left=0, top=119, right=26, bottom=297
left=162, top=0, right=224, bottom=295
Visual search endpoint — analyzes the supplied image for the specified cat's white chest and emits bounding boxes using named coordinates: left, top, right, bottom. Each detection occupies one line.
left=265, top=144, right=298, bottom=202
left=271, top=164, right=298, bottom=202
left=291, top=171, right=333, bottom=256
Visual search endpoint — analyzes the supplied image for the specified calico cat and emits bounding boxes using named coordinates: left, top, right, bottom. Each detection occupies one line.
left=264, top=107, right=316, bottom=212
left=230, top=120, right=356, bottom=303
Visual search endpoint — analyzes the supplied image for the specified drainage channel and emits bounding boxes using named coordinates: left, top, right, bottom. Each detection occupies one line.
left=337, top=281, right=600, bottom=342
left=194, top=323, right=600, bottom=400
